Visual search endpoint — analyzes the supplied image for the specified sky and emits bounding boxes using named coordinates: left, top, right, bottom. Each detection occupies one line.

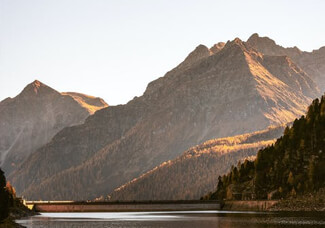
left=1, top=0, right=325, bottom=105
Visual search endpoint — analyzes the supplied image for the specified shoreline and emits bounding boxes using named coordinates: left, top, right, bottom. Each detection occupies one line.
left=219, top=188, right=325, bottom=212
left=0, top=218, right=25, bottom=228
left=221, top=200, right=325, bottom=212
left=222, top=200, right=278, bottom=211
left=269, top=188, right=325, bottom=212
left=0, top=204, right=38, bottom=228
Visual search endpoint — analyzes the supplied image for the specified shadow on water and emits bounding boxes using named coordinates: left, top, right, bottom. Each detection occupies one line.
left=16, top=211, right=325, bottom=228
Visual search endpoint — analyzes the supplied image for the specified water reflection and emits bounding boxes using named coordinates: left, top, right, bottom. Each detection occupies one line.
left=16, top=211, right=325, bottom=228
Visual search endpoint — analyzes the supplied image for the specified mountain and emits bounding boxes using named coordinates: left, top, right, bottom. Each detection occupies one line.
left=109, top=125, right=285, bottom=200
left=10, top=35, right=321, bottom=200
left=208, top=95, right=325, bottom=202
left=247, top=33, right=325, bottom=92
left=0, top=80, right=108, bottom=175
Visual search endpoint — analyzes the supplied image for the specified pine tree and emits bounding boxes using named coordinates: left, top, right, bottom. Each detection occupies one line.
left=287, top=171, right=295, bottom=186
left=308, top=158, right=316, bottom=190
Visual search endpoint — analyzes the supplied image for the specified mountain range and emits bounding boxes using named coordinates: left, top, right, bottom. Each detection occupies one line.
left=5, top=33, right=325, bottom=200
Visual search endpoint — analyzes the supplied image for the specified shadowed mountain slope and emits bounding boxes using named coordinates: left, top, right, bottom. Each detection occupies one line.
left=109, top=125, right=285, bottom=200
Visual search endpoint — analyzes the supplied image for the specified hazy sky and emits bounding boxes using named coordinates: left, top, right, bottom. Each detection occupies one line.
left=1, top=0, right=324, bottom=105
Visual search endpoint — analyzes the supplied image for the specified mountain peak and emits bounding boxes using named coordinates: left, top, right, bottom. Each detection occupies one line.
left=248, top=33, right=260, bottom=40
left=27, top=79, right=45, bottom=89
left=228, top=37, right=244, bottom=46
left=191, top=44, right=210, bottom=57
left=247, top=33, right=272, bottom=46
left=173, top=44, right=210, bottom=71
left=30, top=80, right=42, bottom=92
left=222, top=37, right=248, bottom=54
left=20, top=80, right=58, bottom=98
left=210, top=42, right=225, bottom=54
left=31, top=79, right=41, bottom=85
left=234, top=37, right=242, bottom=43
left=246, top=33, right=305, bottom=65
left=247, top=33, right=302, bottom=53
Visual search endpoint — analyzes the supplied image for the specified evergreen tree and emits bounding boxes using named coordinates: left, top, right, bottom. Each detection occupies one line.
left=287, top=171, right=295, bottom=186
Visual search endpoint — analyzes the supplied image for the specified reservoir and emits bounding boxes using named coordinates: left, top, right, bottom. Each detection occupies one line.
left=16, top=211, right=325, bottom=228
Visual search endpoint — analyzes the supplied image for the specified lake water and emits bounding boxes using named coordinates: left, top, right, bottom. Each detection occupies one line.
left=16, top=211, right=325, bottom=228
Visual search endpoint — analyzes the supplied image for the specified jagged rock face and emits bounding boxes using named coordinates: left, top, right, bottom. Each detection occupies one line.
left=247, top=33, right=325, bottom=92
left=10, top=36, right=321, bottom=200
left=0, top=80, right=107, bottom=175
left=109, top=125, right=285, bottom=201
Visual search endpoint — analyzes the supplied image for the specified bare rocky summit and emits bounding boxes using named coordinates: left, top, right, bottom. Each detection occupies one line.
left=0, top=80, right=107, bottom=175
left=9, top=35, right=324, bottom=200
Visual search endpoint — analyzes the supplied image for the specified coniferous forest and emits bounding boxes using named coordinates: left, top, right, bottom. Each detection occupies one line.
left=207, top=96, right=325, bottom=201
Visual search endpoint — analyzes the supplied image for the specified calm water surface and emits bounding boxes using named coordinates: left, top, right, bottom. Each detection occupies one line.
left=16, top=211, right=325, bottom=228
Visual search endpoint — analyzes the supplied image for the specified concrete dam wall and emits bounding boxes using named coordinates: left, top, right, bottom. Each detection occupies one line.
left=27, top=201, right=222, bottom=212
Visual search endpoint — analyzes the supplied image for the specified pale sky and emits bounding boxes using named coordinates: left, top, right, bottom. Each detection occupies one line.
left=1, top=0, right=324, bottom=105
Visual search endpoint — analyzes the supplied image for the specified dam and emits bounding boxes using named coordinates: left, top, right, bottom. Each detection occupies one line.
left=26, top=200, right=222, bottom=212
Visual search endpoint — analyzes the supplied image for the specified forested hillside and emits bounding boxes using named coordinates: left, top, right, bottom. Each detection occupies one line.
left=207, top=96, right=325, bottom=200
